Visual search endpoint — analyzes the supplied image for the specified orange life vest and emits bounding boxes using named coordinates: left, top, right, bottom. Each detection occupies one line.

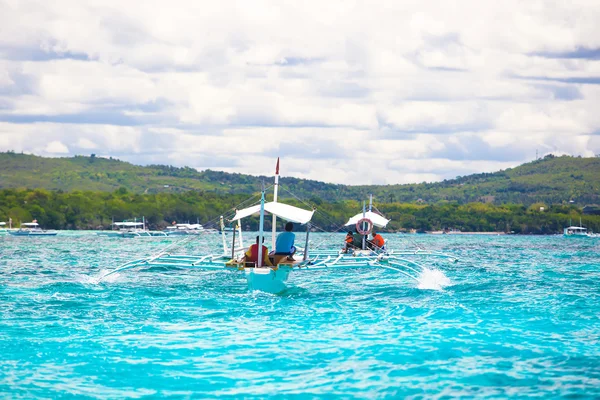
left=372, top=234, right=385, bottom=248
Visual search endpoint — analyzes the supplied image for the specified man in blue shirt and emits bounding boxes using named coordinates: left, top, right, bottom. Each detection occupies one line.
left=275, top=222, right=296, bottom=260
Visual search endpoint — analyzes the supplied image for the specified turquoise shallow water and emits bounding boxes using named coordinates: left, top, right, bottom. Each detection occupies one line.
left=1, top=232, right=599, bottom=398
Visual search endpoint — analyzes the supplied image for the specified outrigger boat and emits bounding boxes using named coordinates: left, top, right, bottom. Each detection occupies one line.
left=563, top=218, right=595, bottom=238
left=97, top=219, right=168, bottom=238
left=8, top=221, right=58, bottom=236
left=164, top=222, right=219, bottom=236
left=97, top=160, right=459, bottom=293
left=341, top=194, right=390, bottom=255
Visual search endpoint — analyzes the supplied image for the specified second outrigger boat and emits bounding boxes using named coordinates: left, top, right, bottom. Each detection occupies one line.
left=97, top=159, right=459, bottom=293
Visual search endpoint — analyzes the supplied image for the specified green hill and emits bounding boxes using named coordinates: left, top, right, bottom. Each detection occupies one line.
left=0, top=152, right=599, bottom=206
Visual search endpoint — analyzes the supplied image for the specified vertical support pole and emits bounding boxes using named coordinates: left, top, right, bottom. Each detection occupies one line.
left=220, top=216, right=228, bottom=256
left=231, top=226, right=237, bottom=260
left=258, top=191, right=266, bottom=267
left=237, top=221, right=244, bottom=250
left=272, top=157, right=280, bottom=249
left=362, top=201, right=366, bottom=250
left=303, top=223, right=310, bottom=261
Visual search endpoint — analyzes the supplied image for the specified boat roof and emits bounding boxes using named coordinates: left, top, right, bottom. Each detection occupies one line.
left=22, top=222, right=39, bottom=227
left=566, top=226, right=587, bottom=230
left=345, top=211, right=390, bottom=228
left=232, top=201, right=314, bottom=224
left=0, top=222, right=5, bottom=226
left=114, top=222, right=144, bottom=227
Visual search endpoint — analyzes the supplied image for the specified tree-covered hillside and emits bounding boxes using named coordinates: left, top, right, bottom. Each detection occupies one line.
left=0, top=187, right=595, bottom=234
left=1, top=152, right=599, bottom=206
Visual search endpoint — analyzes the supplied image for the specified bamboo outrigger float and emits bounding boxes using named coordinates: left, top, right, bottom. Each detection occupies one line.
left=97, top=159, right=459, bottom=293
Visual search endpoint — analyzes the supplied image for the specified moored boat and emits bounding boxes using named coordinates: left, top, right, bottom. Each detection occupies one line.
left=8, top=222, right=57, bottom=236
left=97, top=220, right=168, bottom=238
left=164, top=223, right=205, bottom=236
left=563, top=226, right=589, bottom=238
left=563, top=218, right=593, bottom=238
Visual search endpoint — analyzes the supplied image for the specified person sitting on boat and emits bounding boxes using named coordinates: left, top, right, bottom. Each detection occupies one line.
left=274, top=222, right=296, bottom=260
left=352, top=230, right=364, bottom=249
left=343, top=231, right=354, bottom=253
left=244, top=236, right=273, bottom=267
left=368, top=230, right=385, bottom=250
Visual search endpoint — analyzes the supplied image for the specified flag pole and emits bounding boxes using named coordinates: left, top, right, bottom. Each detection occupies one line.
left=271, top=157, right=280, bottom=250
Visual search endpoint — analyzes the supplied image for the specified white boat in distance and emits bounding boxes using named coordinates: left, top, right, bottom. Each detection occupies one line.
left=164, top=223, right=218, bottom=236
left=563, top=226, right=590, bottom=238
left=97, top=221, right=167, bottom=238
left=563, top=218, right=596, bottom=238
left=8, top=222, right=58, bottom=236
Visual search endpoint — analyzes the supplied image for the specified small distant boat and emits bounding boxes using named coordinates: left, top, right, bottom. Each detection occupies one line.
left=563, top=226, right=589, bottom=238
left=563, top=218, right=593, bottom=238
left=164, top=223, right=205, bottom=236
left=8, top=222, right=58, bottom=236
left=97, top=220, right=167, bottom=238
left=0, top=222, right=7, bottom=234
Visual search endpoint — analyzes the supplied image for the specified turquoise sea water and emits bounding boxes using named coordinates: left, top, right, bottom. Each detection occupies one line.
left=1, top=232, right=599, bottom=398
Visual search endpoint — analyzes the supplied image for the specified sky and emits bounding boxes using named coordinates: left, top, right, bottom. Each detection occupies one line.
left=1, top=0, right=600, bottom=185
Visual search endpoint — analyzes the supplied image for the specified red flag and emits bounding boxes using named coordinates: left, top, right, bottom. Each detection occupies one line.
left=275, top=157, right=280, bottom=175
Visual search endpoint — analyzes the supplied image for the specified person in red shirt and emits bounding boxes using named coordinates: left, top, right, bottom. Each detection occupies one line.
left=244, top=236, right=273, bottom=267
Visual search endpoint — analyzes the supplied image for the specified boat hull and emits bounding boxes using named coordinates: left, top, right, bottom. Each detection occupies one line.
left=97, top=231, right=167, bottom=238
left=8, top=231, right=57, bottom=236
left=245, top=265, right=292, bottom=294
left=97, top=231, right=125, bottom=237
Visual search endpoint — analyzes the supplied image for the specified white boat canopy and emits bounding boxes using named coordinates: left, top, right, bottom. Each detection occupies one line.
left=0, top=222, right=5, bottom=226
left=114, top=222, right=144, bottom=227
left=22, top=222, right=40, bottom=227
left=232, top=202, right=314, bottom=224
left=566, top=226, right=587, bottom=231
left=345, top=211, right=390, bottom=228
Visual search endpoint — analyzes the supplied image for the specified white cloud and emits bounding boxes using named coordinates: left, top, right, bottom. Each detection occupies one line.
left=75, top=137, right=98, bottom=149
left=1, top=0, right=600, bottom=185
left=44, top=140, right=69, bottom=154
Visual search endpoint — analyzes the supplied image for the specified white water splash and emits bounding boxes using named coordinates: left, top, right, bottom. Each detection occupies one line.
left=85, top=269, right=121, bottom=285
left=417, top=268, right=451, bottom=290
left=75, top=273, right=101, bottom=285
